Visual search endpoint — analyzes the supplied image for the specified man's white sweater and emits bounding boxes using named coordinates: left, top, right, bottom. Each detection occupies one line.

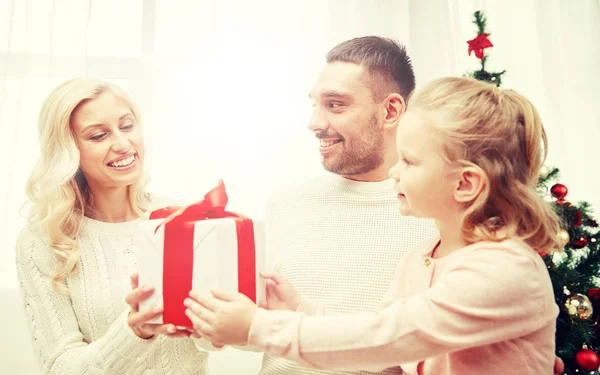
left=260, top=173, right=438, bottom=375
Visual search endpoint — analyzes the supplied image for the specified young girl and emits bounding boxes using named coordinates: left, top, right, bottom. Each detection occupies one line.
left=16, top=77, right=218, bottom=374
left=184, top=76, right=561, bottom=374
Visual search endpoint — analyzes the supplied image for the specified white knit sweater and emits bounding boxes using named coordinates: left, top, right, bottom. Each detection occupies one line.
left=15, top=198, right=216, bottom=375
left=259, top=173, right=439, bottom=375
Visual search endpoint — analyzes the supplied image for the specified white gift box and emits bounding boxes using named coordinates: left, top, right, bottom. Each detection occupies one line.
left=137, top=217, right=266, bottom=325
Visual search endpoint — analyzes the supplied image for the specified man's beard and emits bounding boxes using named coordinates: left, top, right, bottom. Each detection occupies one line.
left=322, top=114, right=385, bottom=176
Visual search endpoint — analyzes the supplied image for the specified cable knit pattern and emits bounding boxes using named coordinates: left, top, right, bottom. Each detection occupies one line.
left=15, top=196, right=216, bottom=375
left=260, top=173, right=439, bottom=375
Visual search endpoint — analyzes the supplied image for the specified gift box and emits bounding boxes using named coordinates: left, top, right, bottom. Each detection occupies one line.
left=137, top=181, right=266, bottom=328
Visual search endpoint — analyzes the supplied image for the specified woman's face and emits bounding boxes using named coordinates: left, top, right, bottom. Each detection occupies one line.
left=70, top=92, right=144, bottom=192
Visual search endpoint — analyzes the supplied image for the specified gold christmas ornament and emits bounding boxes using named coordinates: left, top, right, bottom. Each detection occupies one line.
left=557, top=229, right=570, bottom=248
left=539, top=165, right=550, bottom=179
left=565, top=293, right=594, bottom=320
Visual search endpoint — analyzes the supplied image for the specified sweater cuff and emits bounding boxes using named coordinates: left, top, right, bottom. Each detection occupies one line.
left=296, top=297, right=326, bottom=315
left=101, top=309, right=157, bottom=359
left=192, top=336, right=225, bottom=352
left=247, top=308, right=303, bottom=353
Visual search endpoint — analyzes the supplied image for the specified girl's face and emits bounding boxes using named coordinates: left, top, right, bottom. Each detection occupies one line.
left=71, top=92, right=144, bottom=193
left=388, top=111, right=460, bottom=221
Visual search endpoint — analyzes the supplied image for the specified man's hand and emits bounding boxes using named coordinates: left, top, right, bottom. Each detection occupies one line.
left=258, top=272, right=301, bottom=311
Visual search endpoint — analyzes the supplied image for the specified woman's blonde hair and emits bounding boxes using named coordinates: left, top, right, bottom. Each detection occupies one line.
left=408, top=76, right=561, bottom=253
left=26, top=77, right=150, bottom=293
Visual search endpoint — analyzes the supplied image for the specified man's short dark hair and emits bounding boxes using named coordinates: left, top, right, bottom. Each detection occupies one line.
left=326, top=36, right=415, bottom=101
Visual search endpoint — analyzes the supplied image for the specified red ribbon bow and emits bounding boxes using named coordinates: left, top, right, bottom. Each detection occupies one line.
left=149, top=180, right=256, bottom=327
left=467, top=33, right=493, bottom=59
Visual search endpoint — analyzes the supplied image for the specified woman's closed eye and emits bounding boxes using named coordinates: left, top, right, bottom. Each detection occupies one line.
left=90, top=133, right=107, bottom=141
left=89, top=124, right=134, bottom=140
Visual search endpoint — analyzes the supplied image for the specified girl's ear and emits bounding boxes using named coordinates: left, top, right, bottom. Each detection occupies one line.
left=454, top=167, right=485, bottom=203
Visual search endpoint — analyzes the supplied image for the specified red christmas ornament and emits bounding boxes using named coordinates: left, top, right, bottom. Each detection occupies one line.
left=589, top=288, right=600, bottom=334
left=575, top=348, right=600, bottom=371
left=572, top=236, right=589, bottom=249
left=588, top=288, right=600, bottom=304
left=467, top=33, right=493, bottom=59
left=551, top=183, right=568, bottom=200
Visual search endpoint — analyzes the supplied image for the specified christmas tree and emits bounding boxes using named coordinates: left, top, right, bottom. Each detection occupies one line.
left=541, top=169, right=600, bottom=374
left=465, top=11, right=506, bottom=87
left=466, top=11, right=600, bottom=374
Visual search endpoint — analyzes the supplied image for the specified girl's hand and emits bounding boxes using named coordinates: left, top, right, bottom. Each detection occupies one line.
left=554, top=356, right=564, bottom=375
left=184, top=290, right=257, bottom=347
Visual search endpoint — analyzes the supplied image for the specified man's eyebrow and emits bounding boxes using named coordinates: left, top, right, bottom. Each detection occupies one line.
left=309, top=91, right=352, bottom=99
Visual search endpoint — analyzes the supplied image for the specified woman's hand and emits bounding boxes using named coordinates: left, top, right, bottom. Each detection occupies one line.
left=126, top=273, right=192, bottom=339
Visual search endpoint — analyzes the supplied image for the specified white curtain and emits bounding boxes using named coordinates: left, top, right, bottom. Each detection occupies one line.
left=1, top=0, right=599, bottom=288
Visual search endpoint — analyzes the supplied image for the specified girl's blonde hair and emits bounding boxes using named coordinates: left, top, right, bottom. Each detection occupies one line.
left=409, top=77, right=561, bottom=253
left=26, top=77, right=150, bottom=293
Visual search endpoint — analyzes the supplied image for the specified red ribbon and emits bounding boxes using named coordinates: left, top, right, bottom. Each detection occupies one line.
left=467, top=33, right=493, bottom=60
left=149, top=180, right=256, bottom=328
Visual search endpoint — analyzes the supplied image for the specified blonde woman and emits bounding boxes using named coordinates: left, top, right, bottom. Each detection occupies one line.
left=15, top=77, right=216, bottom=374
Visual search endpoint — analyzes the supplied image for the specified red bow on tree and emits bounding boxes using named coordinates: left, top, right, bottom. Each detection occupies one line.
left=467, top=33, right=493, bottom=59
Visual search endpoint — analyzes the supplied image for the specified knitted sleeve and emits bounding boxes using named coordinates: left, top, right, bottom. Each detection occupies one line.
left=15, top=226, right=156, bottom=375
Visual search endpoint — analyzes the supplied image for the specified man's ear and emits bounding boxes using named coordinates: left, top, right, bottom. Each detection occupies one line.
left=454, top=167, right=485, bottom=203
left=382, top=93, right=406, bottom=130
